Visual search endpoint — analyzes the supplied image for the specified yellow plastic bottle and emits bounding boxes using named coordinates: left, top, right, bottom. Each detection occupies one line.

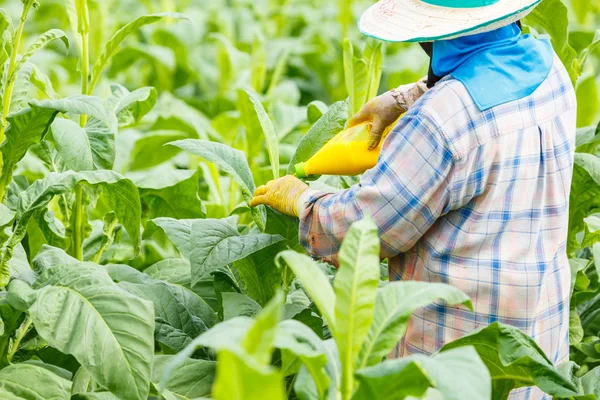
left=294, top=118, right=400, bottom=178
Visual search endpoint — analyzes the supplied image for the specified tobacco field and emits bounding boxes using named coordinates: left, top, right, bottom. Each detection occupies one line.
left=0, top=0, right=598, bottom=399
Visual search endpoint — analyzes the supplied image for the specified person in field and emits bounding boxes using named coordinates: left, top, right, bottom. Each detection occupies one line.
left=250, top=1, right=576, bottom=398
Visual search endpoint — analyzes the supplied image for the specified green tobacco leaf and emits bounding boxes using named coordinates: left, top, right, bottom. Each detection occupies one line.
left=212, top=348, right=286, bottom=400
left=358, top=281, right=472, bottom=369
left=213, top=293, right=285, bottom=399
left=441, top=322, right=579, bottom=399
left=570, top=309, right=584, bottom=346
left=135, top=169, right=204, bottom=219
left=129, top=130, right=188, bottom=171
left=170, top=139, right=255, bottom=199
left=188, top=218, right=283, bottom=285
left=0, top=362, right=72, bottom=399
left=152, top=355, right=216, bottom=400
left=242, top=291, right=284, bottom=365
left=276, top=250, right=336, bottom=332
left=89, top=13, right=189, bottom=92
left=576, top=75, right=599, bottom=128
left=233, top=243, right=284, bottom=307
left=170, top=139, right=266, bottom=229
left=265, top=207, right=302, bottom=251
left=250, top=35, right=266, bottom=93
left=26, top=209, right=70, bottom=258
left=30, top=262, right=155, bottom=400
left=143, top=259, right=216, bottom=312
left=144, top=218, right=196, bottom=258
left=354, top=346, right=490, bottom=400
left=117, top=270, right=217, bottom=352
left=343, top=39, right=356, bottom=115
left=13, top=29, right=69, bottom=78
left=109, top=84, right=157, bottom=127
left=0, top=105, right=60, bottom=191
left=334, top=217, right=380, bottom=398
left=287, top=99, right=348, bottom=174
left=223, top=292, right=262, bottom=319
left=9, top=62, right=35, bottom=114
left=32, top=244, right=78, bottom=274
left=50, top=118, right=94, bottom=171
left=568, top=155, right=600, bottom=255
left=278, top=320, right=330, bottom=400
left=0, top=170, right=141, bottom=286
left=307, top=100, right=328, bottom=124
left=364, top=39, right=383, bottom=104
left=238, top=89, right=279, bottom=179
left=580, top=366, right=600, bottom=398
left=34, top=96, right=118, bottom=134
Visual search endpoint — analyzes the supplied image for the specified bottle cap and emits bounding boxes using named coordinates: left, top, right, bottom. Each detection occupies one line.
left=294, top=162, right=307, bottom=178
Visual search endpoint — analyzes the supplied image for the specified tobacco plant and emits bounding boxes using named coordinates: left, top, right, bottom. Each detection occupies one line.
left=0, top=0, right=598, bottom=399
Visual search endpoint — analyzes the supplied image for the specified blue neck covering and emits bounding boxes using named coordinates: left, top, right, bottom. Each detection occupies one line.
left=431, top=23, right=554, bottom=111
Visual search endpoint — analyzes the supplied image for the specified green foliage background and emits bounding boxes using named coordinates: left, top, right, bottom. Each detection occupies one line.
left=0, top=0, right=598, bottom=399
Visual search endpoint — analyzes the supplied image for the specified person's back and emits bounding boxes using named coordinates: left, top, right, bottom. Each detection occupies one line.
left=389, top=55, right=576, bottom=396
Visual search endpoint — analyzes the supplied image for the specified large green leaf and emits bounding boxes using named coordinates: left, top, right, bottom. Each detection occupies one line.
left=88, top=13, right=189, bottom=92
left=287, top=99, right=348, bottom=174
left=237, top=89, right=279, bottom=179
left=278, top=319, right=330, bottom=400
left=354, top=347, right=490, bottom=400
left=276, top=250, right=336, bottom=332
left=568, top=154, right=600, bottom=255
left=135, top=169, right=204, bottom=219
left=171, top=139, right=266, bottom=229
left=152, top=355, right=216, bottom=400
left=357, top=281, right=472, bottom=369
left=213, top=293, right=285, bottom=399
left=128, top=130, right=188, bottom=171
left=12, top=29, right=69, bottom=80
left=233, top=243, right=284, bottom=307
left=29, top=262, right=155, bottom=400
left=0, top=105, right=59, bottom=191
left=441, top=322, right=579, bottom=399
left=187, top=218, right=283, bottom=285
left=50, top=118, right=94, bottom=171
left=212, top=348, right=286, bottom=400
left=333, top=217, right=380, bottom=399
left=108, top=84, right=157, bottom=127
left=110, top=264, right=217, bottom=352
left=241, top=291, right=284, bottom=365
left=0, top=362, right=72, bottom=399
left=0, top=170, right=141, bottom=286
left=143, top=218, right=197, bottom=258
left=170, top=139, right=255, bottom=199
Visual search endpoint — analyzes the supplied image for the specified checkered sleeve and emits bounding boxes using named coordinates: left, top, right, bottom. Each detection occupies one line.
left=298, top=112, right=456, bottom=262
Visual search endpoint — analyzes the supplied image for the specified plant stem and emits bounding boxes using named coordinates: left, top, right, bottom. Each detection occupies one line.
left=7, top=317, right=32, bottom=363
left=72, top=0, right=90, bottom=260
left=91, top=217, right=118, bottom=264
left=0, top=1, right=35, bottom=203
left=72, top=186, right=85, bottom=260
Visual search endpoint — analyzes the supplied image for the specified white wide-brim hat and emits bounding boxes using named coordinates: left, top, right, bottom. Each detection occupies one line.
left=358, top=0, right=541, bottom=42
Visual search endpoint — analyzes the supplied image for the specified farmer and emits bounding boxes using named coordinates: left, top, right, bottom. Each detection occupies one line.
left=251, top=0, right=575, bottom=398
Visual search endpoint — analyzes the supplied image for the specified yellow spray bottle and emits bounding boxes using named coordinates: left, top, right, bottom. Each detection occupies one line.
left=294, top=117, right=401, bottom=178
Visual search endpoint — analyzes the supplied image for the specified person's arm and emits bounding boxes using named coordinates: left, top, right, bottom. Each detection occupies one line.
left=298, top=111, right=455, bottom=263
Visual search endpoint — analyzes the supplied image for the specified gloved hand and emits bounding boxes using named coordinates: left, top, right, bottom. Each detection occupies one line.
left=249, top=175, right=309, bottom=217
left=348, top=76, right=429, bottom=150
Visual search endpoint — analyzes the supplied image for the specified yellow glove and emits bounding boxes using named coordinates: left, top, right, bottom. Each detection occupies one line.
left=249, top=175, right=309, bottom=217
left=348, top=76, right=428, bottom=150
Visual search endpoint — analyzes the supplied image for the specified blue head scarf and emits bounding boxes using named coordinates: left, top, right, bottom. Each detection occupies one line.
left=430, top=23, right=554, bottom=111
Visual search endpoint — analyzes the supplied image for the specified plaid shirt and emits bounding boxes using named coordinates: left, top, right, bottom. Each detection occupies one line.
left=299, top=56, right=576, bottom=399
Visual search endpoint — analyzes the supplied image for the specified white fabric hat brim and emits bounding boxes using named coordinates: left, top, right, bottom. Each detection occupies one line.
left=358, top=0, right=541, bottom=42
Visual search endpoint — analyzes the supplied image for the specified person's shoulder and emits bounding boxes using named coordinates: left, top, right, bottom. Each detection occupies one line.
left=414, top=55, right=575, bottom=160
